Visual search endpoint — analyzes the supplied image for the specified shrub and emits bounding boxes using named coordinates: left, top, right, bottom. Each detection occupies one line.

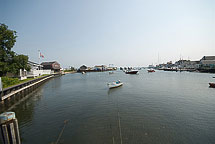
left=2, top=77, right=20, bottom=88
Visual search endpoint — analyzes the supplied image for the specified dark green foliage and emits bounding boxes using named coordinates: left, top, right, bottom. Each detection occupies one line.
left=70, top=66, right=76, bottom=71
left=10, top=54, right=31, bottom=74
left=0, top=24, right=17, bottom=50
left=0, top=23, right=30, bottom=76
left=1, top=77, right=20, bottom=88
left=0, top=24, right=17, bottom=76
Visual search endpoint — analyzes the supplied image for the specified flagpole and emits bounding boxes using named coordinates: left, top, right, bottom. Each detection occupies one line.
left=38, top=50, right=40, bottom=70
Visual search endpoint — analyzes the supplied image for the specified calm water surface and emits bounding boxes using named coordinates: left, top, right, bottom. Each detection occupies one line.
left=9, top=70, right=215, bottom=144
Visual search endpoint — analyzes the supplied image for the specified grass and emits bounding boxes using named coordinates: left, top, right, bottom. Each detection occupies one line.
left=1, top=75, right=49, bottom=89
left=64, top=70, right=76, bottom=72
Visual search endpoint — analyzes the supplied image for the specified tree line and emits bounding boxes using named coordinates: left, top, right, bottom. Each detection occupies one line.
left=0, top=24, right=30, bottom=77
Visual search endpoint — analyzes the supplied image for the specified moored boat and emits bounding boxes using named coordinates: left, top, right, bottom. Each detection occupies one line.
left=125, top=70, right=138, bottom=74
left=107, top=80, right=123, bottom=89
left=163, top=68, right=178, bottom=72
left=209, top=83, right=215, bottom=88
left=148, top=69, right=155, bottom=72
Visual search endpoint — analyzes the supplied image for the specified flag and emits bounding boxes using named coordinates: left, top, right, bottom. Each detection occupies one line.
left=40, top=52, right=44, bottom=58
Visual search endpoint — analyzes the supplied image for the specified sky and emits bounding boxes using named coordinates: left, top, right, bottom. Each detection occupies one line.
left=1, top=0, right=215, bottom=68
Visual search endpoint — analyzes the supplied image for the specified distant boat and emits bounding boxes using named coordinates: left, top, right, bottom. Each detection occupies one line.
left=125, top=70, right=138, bottom=74
left=107, top=80, right=123, bottom=89
left=148, top=69, right=155, bottom=73
left=163, top=68, right=178, bottom=72
left=109, top=71, right=114, bottom=74
left=209, top=83, right=215, bottom=88
left=82, top=71, right=85, bottom=74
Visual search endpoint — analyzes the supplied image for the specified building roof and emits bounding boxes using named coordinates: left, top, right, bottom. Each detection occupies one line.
left=41, top=61, right=57, bottom=65
left=28, top=61, right=39, bottom=65
left=41, top=61, right=61, bottom=70
left=201, top=56, right=215, bottom=61
left=41, top=62, right=55, bottom=65
left=79, top=65, right=87, bottom=70
left=28, top=61, right=42, bottom=67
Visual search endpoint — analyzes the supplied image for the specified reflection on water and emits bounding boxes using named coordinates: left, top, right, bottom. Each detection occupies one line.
left=107, top=86, right=123, bottom=95
left=12, top=88, right=44, bottom=127
left=4, top=71, right=215, bottom=144
left=0, top=85, right=44, bottom=113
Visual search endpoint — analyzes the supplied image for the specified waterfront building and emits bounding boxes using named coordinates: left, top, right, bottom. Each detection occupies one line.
left=28, top=61, right=43, bottom=70
left=94, top=65, right=107, bottom=71
left=41, top=61, right=61, bottom=73
left=79, top=65, right=87, bottom=71
left=175, top=60, right=188, bottom=67
left=198, top=56, right=215, bottom=72
left=165, top=61, right=176, bottom=68
left=155, top=64, right=166, bottom=69
left=148, top=65, right=155, bottom=69
left=27, top=61, right=53, bottom=77
left=87, top=67, right=94, bottom=71
left=175, top=60, right=200, bottom=70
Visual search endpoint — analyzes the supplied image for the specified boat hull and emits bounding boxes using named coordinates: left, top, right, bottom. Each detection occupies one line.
left=163, top=69, right=178, bottom=72
left=198, top=69, right=215, bottom=73
left=209, top=83, right=215, bottom=88
left=108, top=83, right=123, bottom=89
left=125, top=71, right=138, bottom=74
left=148, top=70, right=155, bottom=72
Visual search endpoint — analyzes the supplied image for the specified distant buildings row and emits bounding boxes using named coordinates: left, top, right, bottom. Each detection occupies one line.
left=150, top=56, right=215, bottom=73
left=78, top=65, right=117, bottom=72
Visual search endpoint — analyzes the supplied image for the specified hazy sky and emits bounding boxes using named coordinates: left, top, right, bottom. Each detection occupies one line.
left=1, top=0, right=214, bottom=68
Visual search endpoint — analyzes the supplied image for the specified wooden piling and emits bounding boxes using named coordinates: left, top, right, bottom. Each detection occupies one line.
left=13, top=119, right=21, bottom=144
left=0, top=112, right=21, bottom=144
left=1, top=125, right=10, bottom=144
left=0, top=126, right=5, bottom=144
left=8, top=123, right=16, bottom=144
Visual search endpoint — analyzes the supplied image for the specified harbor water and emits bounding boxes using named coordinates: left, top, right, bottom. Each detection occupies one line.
left=6, top=70, right=215, bottom=144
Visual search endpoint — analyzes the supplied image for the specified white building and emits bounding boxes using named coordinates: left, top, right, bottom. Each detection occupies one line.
left=27, top=61, right=53, bottom=78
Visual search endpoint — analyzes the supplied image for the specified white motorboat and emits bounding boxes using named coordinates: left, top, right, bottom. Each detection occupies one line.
left=107, top=80, right=123, bottom=89
left=82, top=71, right=85, bottom=74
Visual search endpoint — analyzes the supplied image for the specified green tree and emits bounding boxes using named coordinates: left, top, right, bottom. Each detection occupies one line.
left=0, top=23, right=30, bottom=76
left=70, top=66, right=75, bottom=71
left=0, top=24, right=17, bottom=76
left=10, top=54, right=31, bottom=74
